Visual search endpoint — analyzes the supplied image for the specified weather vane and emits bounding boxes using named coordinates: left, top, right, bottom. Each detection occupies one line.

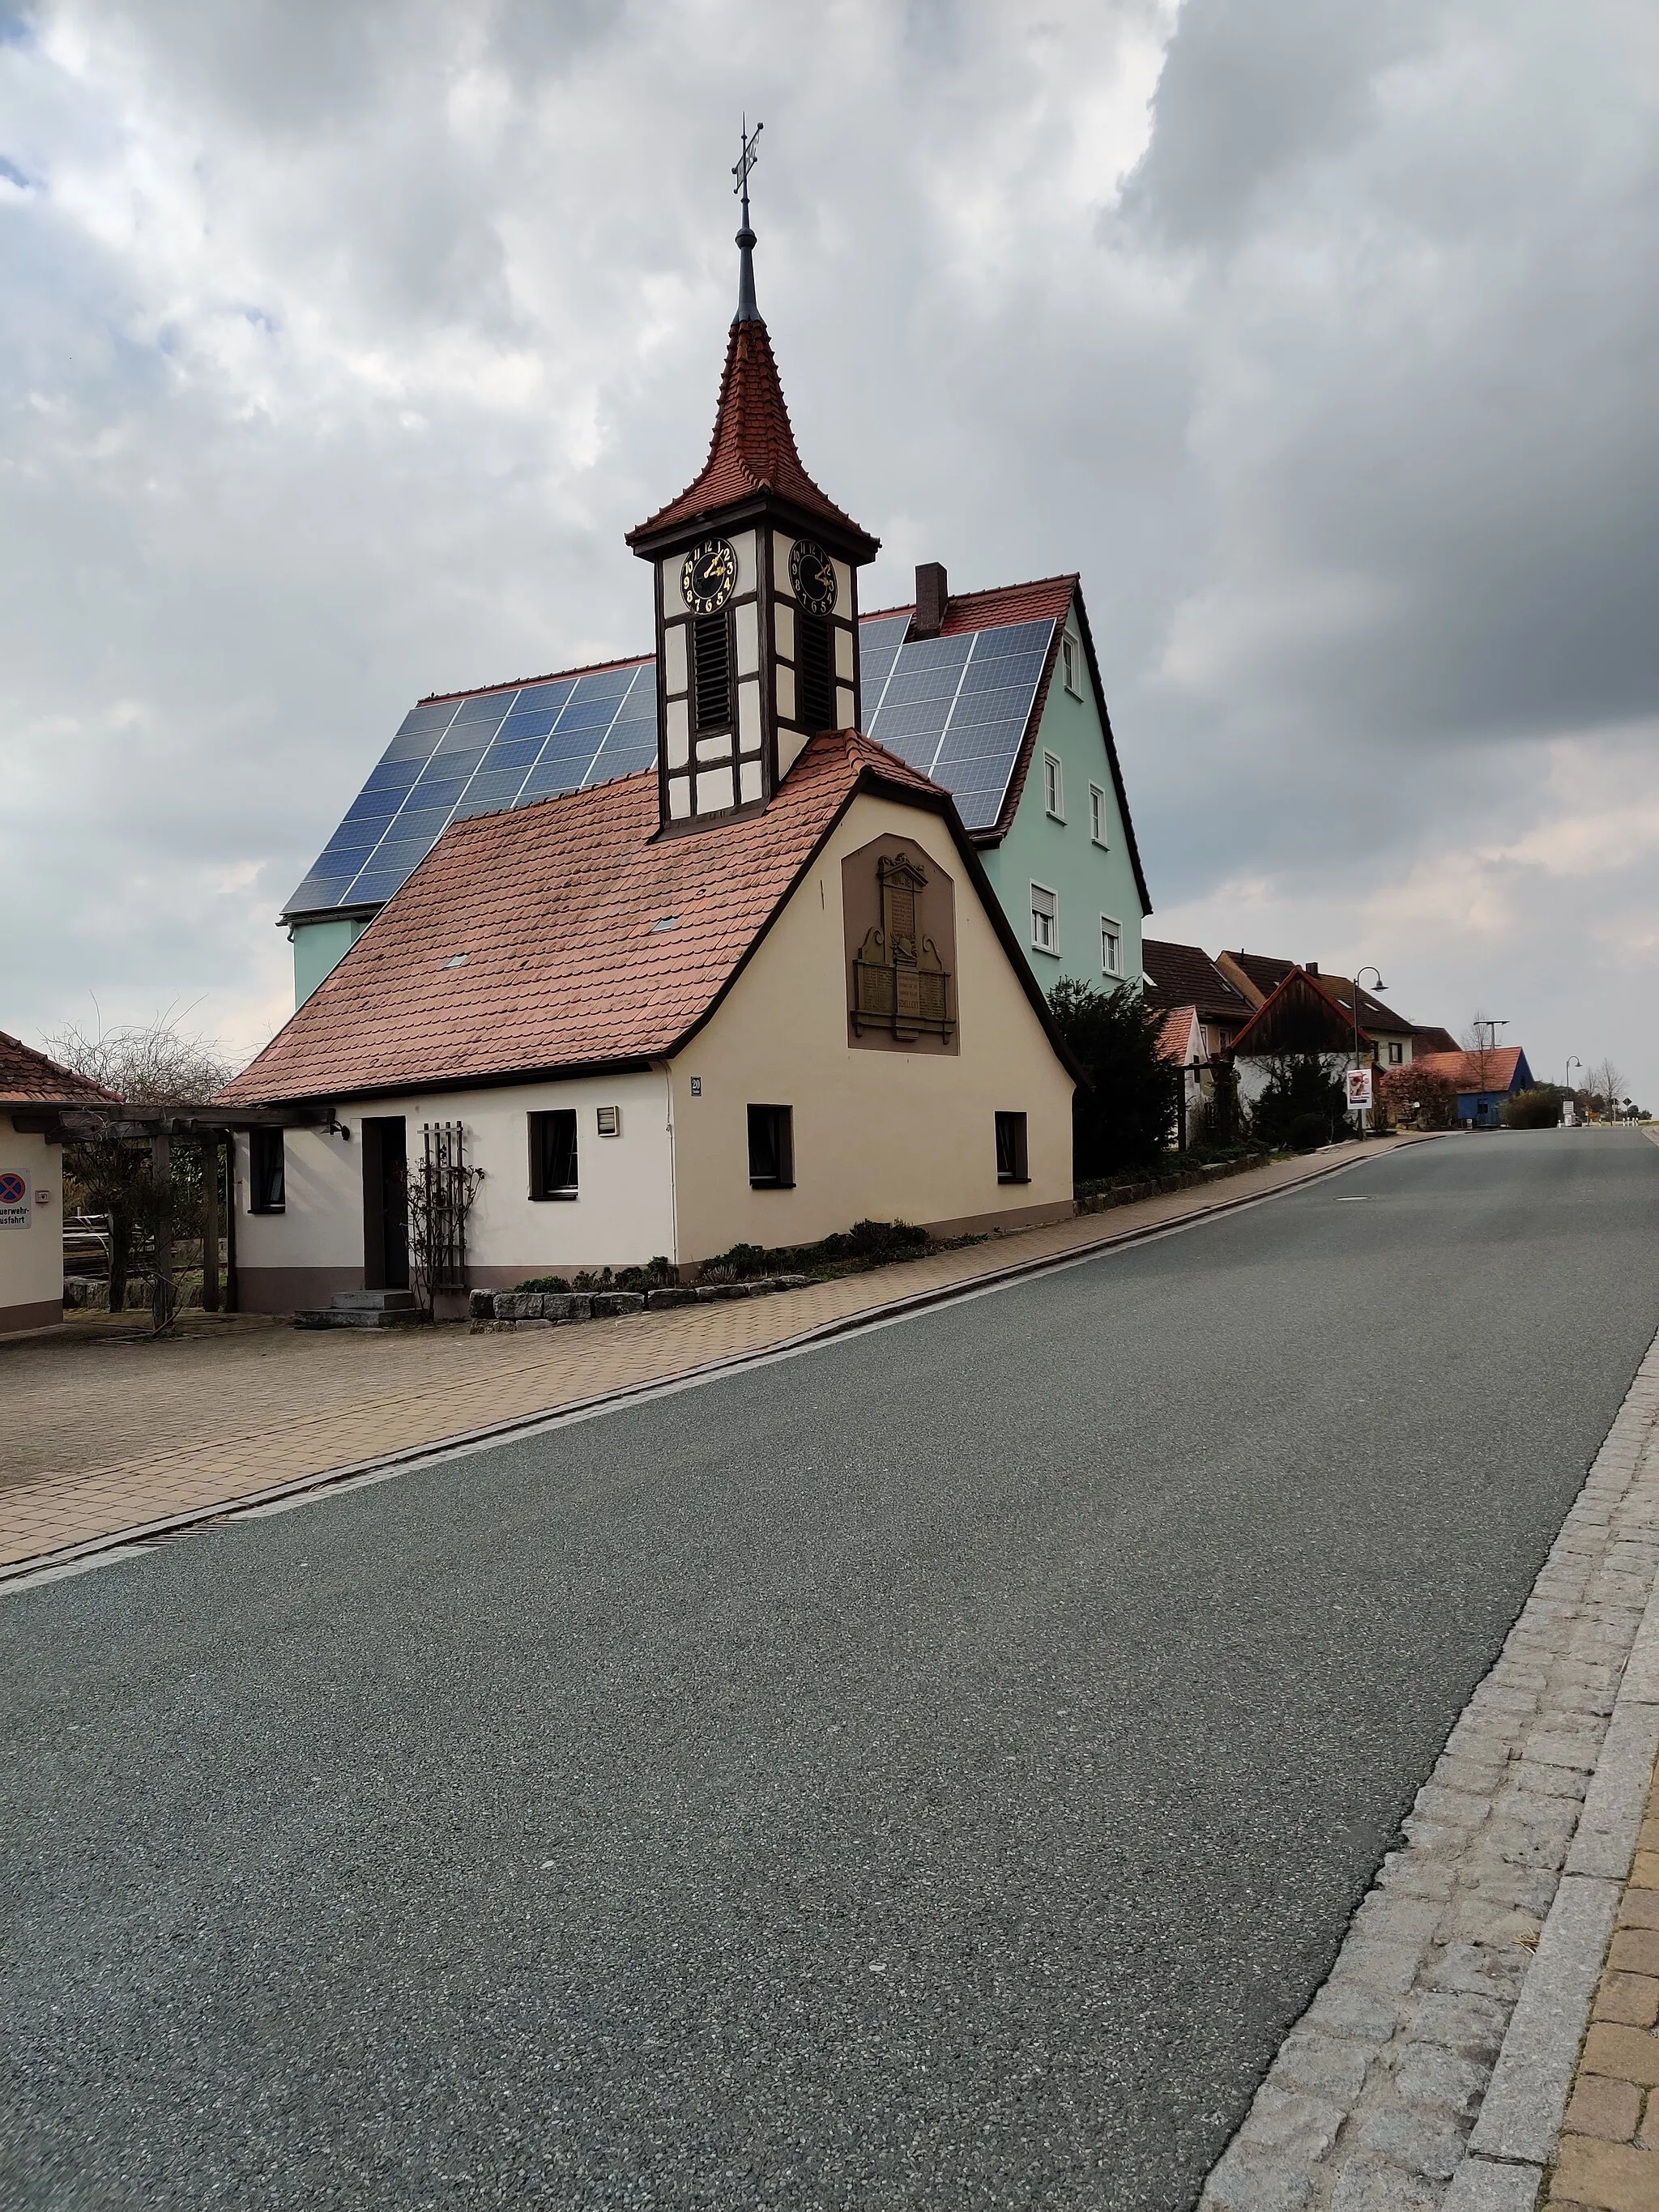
left=732, top=115, right=762, bottom=220
left=731, top=116, right=763, bottom=324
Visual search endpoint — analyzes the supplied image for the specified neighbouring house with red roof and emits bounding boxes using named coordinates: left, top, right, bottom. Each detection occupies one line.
left=1217, top=953, right=1418, bottom=1070
left=1141, top=940, right=1254, bottom=1060
left=217, top=219, right=1086, bottom=1311
left=1, top=1031, right=121, bottom=1335
left=1225, top=967, right=1372, bottom=1122
left=1152, top=1004, right=1208, bottom=1149
left=1408, top=1047, right=1535, bottom=1127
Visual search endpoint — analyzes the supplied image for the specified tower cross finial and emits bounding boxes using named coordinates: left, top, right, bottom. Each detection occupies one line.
left=731, top=115, right=763, bottom=324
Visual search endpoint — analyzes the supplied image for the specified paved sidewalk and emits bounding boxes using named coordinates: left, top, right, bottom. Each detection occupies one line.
left=2, top=1143, right=1411, bottom=1577
left=1201, top=1326, right=1659, bottom=2212
left=1547, top=1754, right=1659, bottom=2210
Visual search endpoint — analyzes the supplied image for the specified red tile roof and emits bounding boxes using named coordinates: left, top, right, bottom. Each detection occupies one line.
left=0, top=1030, right=123, bottom=1106
left=1221, top=951, right=1411, bottom=1034
left=220, top=733, right=1015, bottom=1106
left=864, top=574, right=1080, bottom=638
left=1142, top=940, right=1252, bottom=1029
left=1155, top=1006, right=1202, bottom=1065
left=1411, top=1048, right=1529, bottom=1095
left=627, top=317, right=873, bottom=550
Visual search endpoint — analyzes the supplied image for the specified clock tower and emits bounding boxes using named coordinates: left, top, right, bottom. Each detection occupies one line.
left=626, top=127, right=880, bottom=831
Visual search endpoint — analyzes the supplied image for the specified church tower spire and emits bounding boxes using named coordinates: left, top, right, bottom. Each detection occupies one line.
left=627, top=128, right=880, bottom=832
left=733, top=115, right=761, bottom=324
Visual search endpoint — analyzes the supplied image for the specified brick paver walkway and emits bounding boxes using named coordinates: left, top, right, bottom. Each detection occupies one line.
left=2, top=1143, right=1417, bottom=1575
left=1549, top=1753, right=1659, bottom=2210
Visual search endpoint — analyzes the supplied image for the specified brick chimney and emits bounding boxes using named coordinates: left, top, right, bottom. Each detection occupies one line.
left=911, top=562, right=949, bottom=640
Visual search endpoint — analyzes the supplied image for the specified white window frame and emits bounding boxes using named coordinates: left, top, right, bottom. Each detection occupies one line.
left=1100, top=914, right=1123, bottom=978
left=1061, top=632, right=1082, bottom=698
left=1030, top=882, right=1060, bottom=957
left=1089, top=782, right=1108, bottom=847
left=1043, top=750, right=1064, bottom=820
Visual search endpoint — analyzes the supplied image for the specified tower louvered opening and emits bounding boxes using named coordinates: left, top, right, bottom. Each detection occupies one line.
left=796, top=612, right=834, bottom=735
left=693, top=612, right=734, bottom=731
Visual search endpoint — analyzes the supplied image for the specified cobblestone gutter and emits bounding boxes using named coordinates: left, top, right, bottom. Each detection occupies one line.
left=1201, top=1328, right=1659, bottom=2212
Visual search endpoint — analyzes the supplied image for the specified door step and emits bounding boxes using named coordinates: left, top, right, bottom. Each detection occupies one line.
left=292, top=1288, right=424, bottom=1330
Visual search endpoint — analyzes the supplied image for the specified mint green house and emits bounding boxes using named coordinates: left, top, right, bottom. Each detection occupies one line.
left=281, top=565, right=1149, bottom=1011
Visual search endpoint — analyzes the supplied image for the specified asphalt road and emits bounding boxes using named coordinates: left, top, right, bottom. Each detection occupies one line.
left=6, top=1130, right=1659, bottom=2211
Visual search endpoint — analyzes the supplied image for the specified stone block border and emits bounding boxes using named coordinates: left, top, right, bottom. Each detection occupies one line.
left=1201, top=1323, right=1659, bottom=2212
left=471, top=1276, right=811, bottom=1330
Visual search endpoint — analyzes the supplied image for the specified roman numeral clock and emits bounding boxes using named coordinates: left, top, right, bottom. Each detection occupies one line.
left=625, top=121, right=881, bottom=830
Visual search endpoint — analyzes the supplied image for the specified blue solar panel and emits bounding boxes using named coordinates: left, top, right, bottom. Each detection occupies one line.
left=449, top=691, right=514, bottom=726
left=856, top=613, right=1054, bottom=829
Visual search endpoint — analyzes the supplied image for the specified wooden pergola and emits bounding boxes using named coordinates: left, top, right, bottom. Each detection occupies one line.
left=9, top=1101, right=337, bottom=1314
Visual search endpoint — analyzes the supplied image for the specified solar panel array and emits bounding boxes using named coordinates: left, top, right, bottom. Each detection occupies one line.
left=857, top=616, right=1054, bottom=830
left=284, top=616, right=1056, bottom=919
left=284, top=663, right=659, bottom=917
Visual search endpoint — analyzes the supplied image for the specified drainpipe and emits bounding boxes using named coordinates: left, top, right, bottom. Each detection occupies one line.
left=659, top=1063, right=680, bottom=1276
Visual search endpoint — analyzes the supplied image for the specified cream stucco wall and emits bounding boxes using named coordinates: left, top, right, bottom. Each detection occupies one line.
left=666, top=793, right=1075, bottom=1262
left=235, top=1069, right=676, bottom=1306
left=0, top=1119, right=63, bottom=1332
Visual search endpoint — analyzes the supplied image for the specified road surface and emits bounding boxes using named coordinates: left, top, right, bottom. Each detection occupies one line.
left=6, top=1130, right=1658, bottom=2210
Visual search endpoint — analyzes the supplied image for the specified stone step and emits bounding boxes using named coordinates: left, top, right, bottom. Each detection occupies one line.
left=330, top=1289, right=419, bottom=1313
left=293, top=1304, right=425, bottom=1331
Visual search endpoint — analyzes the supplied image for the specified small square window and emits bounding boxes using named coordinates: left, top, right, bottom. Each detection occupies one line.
left=529, top=1109, right=578, bottom=1199
left=1043, top=751, right=1064, bottom=820
left=1388, top=1042, right=1404, bottom=1065
left=748, top=1104, right=794, bottom=1188
left=1089, top=783, right=1108, bottom=846
left=995, top=1111, right=1030, bottom=1184
left=1101, top=916, right=1122, bottom=977
left=249, top=1127, right=285, bottom=1213
left=1031, top=883, right=1058, bottom=955
left=1060, top=633, right=1082, bottom=698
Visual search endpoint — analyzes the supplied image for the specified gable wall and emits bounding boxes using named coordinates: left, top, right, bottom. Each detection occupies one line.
left=976, top=609, right=1146, bottom=996
left=667, top=792, right=1076, bottom=1264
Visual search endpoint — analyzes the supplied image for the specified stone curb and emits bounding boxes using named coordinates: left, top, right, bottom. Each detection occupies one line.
left=1200, top=1323, right=1659, bottom=2212
left=1451, top=1555, right=1659, bottom=2201
left=0, top=1144, right=1407, bottom=1592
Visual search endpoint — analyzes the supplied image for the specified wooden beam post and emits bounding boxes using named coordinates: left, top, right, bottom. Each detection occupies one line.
left=201, top=1136, right=220, bottom=1313
left=149, top=1132, right=173, bottom=1332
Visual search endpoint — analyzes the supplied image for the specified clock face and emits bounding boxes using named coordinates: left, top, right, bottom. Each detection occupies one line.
left=790, top=539, right=838, bottom=615
left=680, top=538, right=738, bottom=615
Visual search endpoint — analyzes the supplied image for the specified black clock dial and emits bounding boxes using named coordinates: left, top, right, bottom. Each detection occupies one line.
left=790, top=539, right=838, bottom=615
left=680, top=537, right=738, bottom=614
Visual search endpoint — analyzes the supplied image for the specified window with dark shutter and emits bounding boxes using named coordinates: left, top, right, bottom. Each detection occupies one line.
left=995, top=1111, right=1029, bottom=1184
left=528, top=1109, right=578, bottom=1199
left=795, top=612, right=834, bottom=734
left=693, top=612, right=733, bottom=731
left=747, top=1104, right=795, bottom=1188
left=249, top=1127, right=286, bottom=1213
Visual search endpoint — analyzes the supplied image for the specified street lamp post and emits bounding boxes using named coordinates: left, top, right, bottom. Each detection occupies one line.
left=1565, top=1055, right=1582, bottom=1127
left=1353, top=965, right=1386, bottom=1138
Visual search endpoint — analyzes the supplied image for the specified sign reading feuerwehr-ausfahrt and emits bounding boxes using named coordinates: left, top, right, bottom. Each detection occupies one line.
left=0, top=1170, right=32, bottom=1230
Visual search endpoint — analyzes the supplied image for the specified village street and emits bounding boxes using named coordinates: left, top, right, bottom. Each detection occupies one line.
left=5, top=1131, right=1659, bottom=2210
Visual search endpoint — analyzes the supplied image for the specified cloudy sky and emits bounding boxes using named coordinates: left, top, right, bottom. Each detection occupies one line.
left=2, top=0, right=1656, bottom=1101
